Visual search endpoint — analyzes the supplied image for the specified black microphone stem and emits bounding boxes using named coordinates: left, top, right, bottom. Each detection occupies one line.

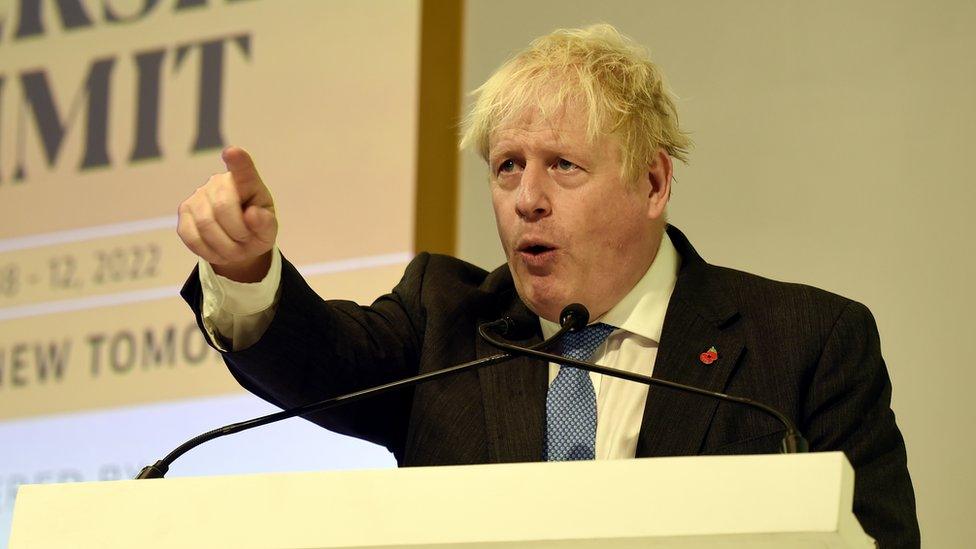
left=135, top=319, right=570, bottom=479
left=478, top=324, right=809, bottom=454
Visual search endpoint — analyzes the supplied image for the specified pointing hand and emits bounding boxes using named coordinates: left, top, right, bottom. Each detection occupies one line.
left=177, top=146, right=278, bottom=282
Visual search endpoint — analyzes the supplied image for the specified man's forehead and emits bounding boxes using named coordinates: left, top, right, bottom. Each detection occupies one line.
left=488, top=105, right=595, bottom=152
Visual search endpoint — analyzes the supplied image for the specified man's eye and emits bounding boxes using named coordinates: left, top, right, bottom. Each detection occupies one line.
left=498, top=159, right=517, bottom=173
left=555, top=158, right=578, bottom=171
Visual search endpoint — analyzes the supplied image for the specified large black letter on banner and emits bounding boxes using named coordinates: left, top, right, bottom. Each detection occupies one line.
left=16, top=58, right=115, bottom=179
left=15, top=0, right=94, bottom=38
left=174, top=34, right=251, bottom=152
left=103, top=0, right=161, bottom=23
left=130, top=49, right=165, bottom=162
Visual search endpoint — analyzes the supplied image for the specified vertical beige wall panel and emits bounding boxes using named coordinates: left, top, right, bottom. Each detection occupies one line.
left=458, top=1, right=976, bottom=546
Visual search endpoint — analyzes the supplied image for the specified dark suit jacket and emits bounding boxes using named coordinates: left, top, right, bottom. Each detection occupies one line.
left=183, top=225, right=919, bottom=547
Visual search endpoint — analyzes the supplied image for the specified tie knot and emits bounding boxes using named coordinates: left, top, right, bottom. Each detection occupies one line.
left=558, top=322, right=615, bottom=362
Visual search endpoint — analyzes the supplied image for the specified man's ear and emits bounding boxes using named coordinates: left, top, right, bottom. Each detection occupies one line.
left=645, top=148, right=673, bottom=220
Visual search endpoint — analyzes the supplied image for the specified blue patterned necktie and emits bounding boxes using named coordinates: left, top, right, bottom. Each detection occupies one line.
left=544, top=323, right=615, bottom=461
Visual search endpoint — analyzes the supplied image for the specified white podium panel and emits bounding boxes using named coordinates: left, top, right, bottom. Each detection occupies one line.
left=9, top=452, right=874, bottom=548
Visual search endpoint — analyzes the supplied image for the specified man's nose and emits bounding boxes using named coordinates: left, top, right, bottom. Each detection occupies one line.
left=515, top=163, right=552, bottom=221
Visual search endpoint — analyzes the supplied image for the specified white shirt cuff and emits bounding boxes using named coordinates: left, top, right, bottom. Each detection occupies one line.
left=199, top=246, right=282, bottom=351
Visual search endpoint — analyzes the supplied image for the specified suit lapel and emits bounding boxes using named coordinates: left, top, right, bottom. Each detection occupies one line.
left=636, top=226, right=745, bottom=457
left=475, top=294, right=548, bottom=463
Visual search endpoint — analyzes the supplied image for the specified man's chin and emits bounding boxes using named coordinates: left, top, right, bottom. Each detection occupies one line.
left=509, top=263, right=571, bottom=318
left=514, top=282, right=568, bottom=324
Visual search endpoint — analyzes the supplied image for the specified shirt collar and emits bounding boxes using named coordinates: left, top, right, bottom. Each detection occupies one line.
left=539, top=232, right=680, bottom=342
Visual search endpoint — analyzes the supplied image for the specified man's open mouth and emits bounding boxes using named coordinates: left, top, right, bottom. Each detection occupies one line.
left=520, top=244, right=555, bottom=256
left=515, top=240, right=559, bottom=267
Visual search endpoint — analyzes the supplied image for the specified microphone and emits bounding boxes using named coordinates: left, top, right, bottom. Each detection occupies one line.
left=482, top=312, right=535, bottom=338
left=559, top=303, right=589, bottom=331
left=135, top=313, right=569, bottom=479
left=479, top=304, right=810, bottom=454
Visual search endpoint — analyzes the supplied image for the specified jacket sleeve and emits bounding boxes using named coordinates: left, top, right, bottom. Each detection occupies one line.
left=181, top=252, right=431, bottom=462
left=803, top=300, right=920, bottom=548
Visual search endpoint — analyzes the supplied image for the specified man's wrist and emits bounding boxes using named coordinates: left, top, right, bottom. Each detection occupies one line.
left=212, top=250, right=274, bottom=283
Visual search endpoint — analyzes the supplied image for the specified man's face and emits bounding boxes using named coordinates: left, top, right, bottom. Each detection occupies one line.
left=489, top=104, right=664, bottom=323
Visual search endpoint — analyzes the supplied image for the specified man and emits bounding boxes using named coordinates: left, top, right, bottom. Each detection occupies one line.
left=178, top=25, right=919, bottom=547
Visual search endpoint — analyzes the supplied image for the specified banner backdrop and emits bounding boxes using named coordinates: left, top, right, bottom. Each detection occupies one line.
left=0, top=0, right=416, bottom=543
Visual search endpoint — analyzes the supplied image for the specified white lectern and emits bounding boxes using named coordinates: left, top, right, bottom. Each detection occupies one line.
left=9, top=452, right=874, bottom=548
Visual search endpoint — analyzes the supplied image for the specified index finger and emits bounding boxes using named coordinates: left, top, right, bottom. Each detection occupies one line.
left=221, top=146, right=262, bottom=194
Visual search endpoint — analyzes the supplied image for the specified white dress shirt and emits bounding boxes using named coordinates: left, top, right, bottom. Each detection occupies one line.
left=539, top=233, right=679, bottom=459
left=199, top=234, right=680, bottom=460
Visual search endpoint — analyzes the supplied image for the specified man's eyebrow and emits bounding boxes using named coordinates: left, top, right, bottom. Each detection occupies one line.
left=488, top=141, right=521, bottom=158
left=551, top=140, right=596, bottom=161
left=488, top=134, right=596, bottom=160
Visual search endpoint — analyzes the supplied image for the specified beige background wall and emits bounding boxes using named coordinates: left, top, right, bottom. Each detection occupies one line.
left=457, top=1, right=975, bottom=545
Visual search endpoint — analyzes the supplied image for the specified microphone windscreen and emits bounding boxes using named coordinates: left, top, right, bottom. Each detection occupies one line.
left=559, top=303, right=589, bottom=331
left=497, top=313, right=537, bottom=339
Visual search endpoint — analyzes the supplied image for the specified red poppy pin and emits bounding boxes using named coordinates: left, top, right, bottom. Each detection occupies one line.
left=699, top=346, right=718, bottom=365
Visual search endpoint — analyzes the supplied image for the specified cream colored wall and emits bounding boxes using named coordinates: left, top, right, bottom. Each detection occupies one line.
left=458, top=1, right=976, bottom=545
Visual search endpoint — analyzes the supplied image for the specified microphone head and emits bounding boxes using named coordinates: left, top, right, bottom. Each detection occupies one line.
left=559, top=303, right=589, bottom=331
left=485, top=315, right=535, bottom=339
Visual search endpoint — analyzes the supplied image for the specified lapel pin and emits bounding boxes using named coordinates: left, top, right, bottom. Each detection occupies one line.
left=699, top=346, right=718, bottom=365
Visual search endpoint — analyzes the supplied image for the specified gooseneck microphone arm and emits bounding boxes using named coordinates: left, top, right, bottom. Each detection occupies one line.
left=478, top=311, right=809, bottom=454
left=135, top=313, right=578, bottom=479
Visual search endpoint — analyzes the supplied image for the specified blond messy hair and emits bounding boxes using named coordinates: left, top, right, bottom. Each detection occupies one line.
left=460, top=24, right=692, bottom=185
